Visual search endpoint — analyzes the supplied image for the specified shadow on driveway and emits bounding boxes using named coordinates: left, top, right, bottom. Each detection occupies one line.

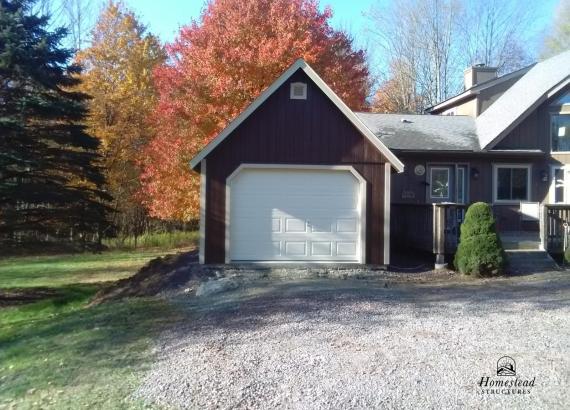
left=172, top=270, right=570, bottom=334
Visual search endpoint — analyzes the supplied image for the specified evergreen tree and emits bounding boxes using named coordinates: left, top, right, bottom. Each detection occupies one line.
left=0, top=0, right=111, bottom=250
left=454, top=202, right=506, bottom=276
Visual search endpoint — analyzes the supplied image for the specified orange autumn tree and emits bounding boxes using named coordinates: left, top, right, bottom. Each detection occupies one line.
left=140, top=0, right=371, bottom=221
left=76, top=1, right=165, bottom=234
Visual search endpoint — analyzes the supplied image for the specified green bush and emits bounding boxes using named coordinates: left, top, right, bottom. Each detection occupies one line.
left=454, top=202, right=506, bottom=276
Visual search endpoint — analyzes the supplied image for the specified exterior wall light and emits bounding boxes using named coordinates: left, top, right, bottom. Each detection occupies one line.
left=471, top=168, right=480, bottom=180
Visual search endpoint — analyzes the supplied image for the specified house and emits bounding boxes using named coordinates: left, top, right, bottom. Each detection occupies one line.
left=191, top=50, right=570, bottom=267
left=362, top=50, right=570, bottom=265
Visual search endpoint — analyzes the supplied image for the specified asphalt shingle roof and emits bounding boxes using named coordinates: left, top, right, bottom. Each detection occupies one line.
left=476, top=50, right=570, bottom=149
left=358, top=50, right=570, bottom=152
left=356, top=113, right=479, bottom=151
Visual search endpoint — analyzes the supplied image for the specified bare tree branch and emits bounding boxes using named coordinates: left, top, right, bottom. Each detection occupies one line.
left=368, top=0, right=537, bottom=112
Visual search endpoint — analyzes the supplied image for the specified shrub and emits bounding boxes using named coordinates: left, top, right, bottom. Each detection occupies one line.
left=454, top=202, right=506, bottom=276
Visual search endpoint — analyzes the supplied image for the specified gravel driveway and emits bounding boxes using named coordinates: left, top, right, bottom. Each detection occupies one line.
left=137, top=271, right=569, bottom=409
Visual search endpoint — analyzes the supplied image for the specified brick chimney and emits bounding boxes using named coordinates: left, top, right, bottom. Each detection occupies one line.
left=464, top=64, right=498, bottom=90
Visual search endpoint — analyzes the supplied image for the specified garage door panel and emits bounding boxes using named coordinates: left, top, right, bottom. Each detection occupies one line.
left=229, top=168, right=363, bottom=262
left=310, top=218, right=332, bottom=233
left=285, top=241, right=307, bottom=256
left=285, top=218, right=307, bottom=233
left=311, top=241, right=332, bottom=256
left=336, top=218, right=358, bottom=232
left=230, top=240, right=282, bottom=258
left=235, top=171, right=357, bottom=194
left=232, top=195, right=357, bottom=212
left=337, top=242, right=358, bottom=256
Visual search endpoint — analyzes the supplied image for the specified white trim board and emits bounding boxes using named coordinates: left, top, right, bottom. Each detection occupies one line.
left=549, top=164, right=570, bottom=204
left=199, top=159, right=207, bottom=264
left=224, top=164, right=368, bottom=264
left=189, top=59, right=404, bottom=173
left=383, top=163, right=391, bottom=266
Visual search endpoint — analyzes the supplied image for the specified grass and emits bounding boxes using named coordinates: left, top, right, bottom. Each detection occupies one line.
left=0, top=248, right=188, bottom=289
left=103, top=230, right=199, bottom=251
left=0, top=248, right=185, bottom=408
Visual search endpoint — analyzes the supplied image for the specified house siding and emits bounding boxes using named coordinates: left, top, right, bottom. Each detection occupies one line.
left=203, top=69, right=388, bottom=264
left=390, top=85, right=570, bottom=234
left=494, top=85, right=570, bottom=152
left=392, top=152, right=548, bottom=232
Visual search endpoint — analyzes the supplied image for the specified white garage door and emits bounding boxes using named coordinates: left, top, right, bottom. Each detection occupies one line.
left=228, top=167, right=365, bottom=262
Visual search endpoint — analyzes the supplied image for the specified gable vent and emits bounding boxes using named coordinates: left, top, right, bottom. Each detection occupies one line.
left=290, top=82, right=307, bottom=100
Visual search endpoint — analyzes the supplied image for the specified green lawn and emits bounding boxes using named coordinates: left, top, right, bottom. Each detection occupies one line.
left=0, top=249, right=185, bottom=409
left=0, top=248, right=184, bottom=288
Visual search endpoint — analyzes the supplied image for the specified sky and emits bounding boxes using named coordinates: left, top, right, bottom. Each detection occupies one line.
left=124, top=0, right=560, bottom=77
left=126, top=0, right=378, bottom=45
left=127, top=0, right=559, bottom=47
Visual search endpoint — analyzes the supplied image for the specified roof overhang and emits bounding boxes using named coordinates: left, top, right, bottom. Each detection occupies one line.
left=189, top=59, right=404, bottom=173
left=426, top=92, right=476, bottom=114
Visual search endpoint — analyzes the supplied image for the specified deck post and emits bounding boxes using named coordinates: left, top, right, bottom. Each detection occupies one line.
left=540, top=204, right=547, bottom=251
left=433, top=204, right=447, bottom=269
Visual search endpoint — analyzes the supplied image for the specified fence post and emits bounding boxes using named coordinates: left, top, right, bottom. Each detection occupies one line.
left=433, top=204, right=447, bottom=269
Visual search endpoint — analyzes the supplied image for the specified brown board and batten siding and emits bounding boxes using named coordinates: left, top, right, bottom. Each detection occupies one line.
left=391, top=152, right=548, bottom=232
left=202, top=69, right=389, bottom=264
left=391, top=87, right=570, bottom=233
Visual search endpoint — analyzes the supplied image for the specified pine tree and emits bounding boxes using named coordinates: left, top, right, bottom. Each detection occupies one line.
left=0, top=0, right=111, bottom=250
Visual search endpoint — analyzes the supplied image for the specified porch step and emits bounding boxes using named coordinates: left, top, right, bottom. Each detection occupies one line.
left=505, top=250, right=560, bottom=275
left=500, top=231, right=541, bottom=250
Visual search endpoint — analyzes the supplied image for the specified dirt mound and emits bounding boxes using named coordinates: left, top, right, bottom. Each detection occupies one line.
left=89, top=250, right=210, bottom=305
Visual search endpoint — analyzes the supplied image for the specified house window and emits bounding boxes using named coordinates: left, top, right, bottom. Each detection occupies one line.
left=430, top=167, right=450, bottom=199
left=493, top=165, right=530, bottom=203
left=551, top=114, right=570, bottom=152
left=554, top=92, right=570, bottom=106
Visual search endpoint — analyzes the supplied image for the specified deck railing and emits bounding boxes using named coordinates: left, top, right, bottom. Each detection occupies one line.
left=543, top=204, right=570, bottom=252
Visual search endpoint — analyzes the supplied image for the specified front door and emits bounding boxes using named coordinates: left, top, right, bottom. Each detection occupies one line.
left=427, top=164, right=468, bottom=204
